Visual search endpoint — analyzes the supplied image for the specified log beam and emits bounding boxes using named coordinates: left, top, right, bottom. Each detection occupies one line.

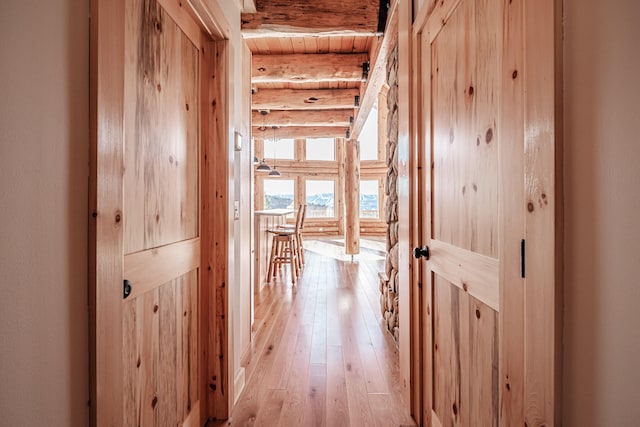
left=241, top=0, right=381, bottom=37
left=252, top=88, right=359, bottom=110
left=251, top=126, right=348, bottom=139
left=252, top=53, right=369, bottom=83
left=351, top=0, right=398, bottom=140
left=252, top=110, right=352, bottom=127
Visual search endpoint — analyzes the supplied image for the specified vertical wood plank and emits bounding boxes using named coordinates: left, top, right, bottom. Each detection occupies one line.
left=213, top=39, right=230, bottom=420
left=198, top=36, right=211, bottom=426
left=499, top=0, right=525, bottom=423
left=345, top=139, right=360, bottom=254
left=336, top=138, right=346, bottom=237
left=89, top=0, right=124, bottom=424
left=523, top=0, right=563, bottom=424
left=158, top=281, right=178, bottom=425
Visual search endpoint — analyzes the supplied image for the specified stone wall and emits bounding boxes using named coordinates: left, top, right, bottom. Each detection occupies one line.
left=380, top=43, right=399, bottom=344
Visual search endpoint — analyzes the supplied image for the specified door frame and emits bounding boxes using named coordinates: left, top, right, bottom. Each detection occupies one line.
left=89, top=0, right=232, bottom=424
left=407, top=0, right=563, bottom=424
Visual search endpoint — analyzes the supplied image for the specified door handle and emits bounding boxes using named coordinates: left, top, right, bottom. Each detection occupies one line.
left=413, top=246, right=430, bottom=260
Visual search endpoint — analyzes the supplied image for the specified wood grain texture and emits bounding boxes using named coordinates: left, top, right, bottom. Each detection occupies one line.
left=241, top=0, right=380, bottom=36
left=252, top=53, right=368, bottom=83
left=252, top=110, right=353, bottom=127
left=252, top=126, right=348, bottom=139
left=523, top=0, right=563, bottom=424
left=498, top=0, right=526, bottom=423
left=124, top=237, right=200, bottom=299
left=429, top=239, right=499, bottom=312
left=206, top=39, right=230, bottom=419
left=123, top=0, right=199, bottom=254
left=252, top=88, right=359, bottom=110
left=89, top=0, right=125, bottom=424
left=217, top=245, right=414, bottom=426
left=123, top=270, right=199, bottom=426
left=345, top=139, right=360, bottom=254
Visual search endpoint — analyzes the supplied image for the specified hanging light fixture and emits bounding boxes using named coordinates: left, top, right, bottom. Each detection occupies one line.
left=256, top=159, right=271, bottom=172
left=268, top=125, right=281, bottom=177
left=256, top=111, right=272, bottom=172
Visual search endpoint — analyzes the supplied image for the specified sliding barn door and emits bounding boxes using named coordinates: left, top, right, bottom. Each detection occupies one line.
left=412, top=0, right=562, bottom=425
left=91, top=0, right=204, bottom=425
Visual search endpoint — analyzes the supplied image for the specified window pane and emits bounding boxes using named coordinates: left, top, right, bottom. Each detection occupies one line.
left=306, top=180, right=335, bottom=218
left=306, top=137, right=335, bottom=161
left=264, top=138, right=294, bottom=160
left=359, top=106, right=378, bottom=161
left=360, top=180, right=379, bottom=218
left=264, top=179, right=294, bottom=210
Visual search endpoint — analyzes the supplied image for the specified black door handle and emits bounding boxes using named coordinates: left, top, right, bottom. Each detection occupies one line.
left=413, top=246, right=430, bottom=260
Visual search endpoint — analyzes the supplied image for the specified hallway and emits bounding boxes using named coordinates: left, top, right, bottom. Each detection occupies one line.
left=220, top=241, right=415, bottom=426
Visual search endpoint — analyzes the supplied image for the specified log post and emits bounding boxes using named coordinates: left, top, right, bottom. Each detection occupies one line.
left=345, top=138, right=360, bottom=255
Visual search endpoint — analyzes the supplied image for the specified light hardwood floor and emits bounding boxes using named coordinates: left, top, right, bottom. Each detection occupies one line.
left=213, top=239, right=415, bottom=426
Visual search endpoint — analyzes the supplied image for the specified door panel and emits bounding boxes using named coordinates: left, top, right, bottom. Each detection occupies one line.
left=124, top=0, right=199, bottom=255
left=122, top=0, right=200, bottom=425
left=413, top=0, right=561, bottom=424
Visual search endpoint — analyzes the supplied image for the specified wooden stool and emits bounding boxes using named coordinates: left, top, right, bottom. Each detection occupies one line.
left=275, top=204, right=306, bottom=271
left=266, top=230, right=299, bottom=285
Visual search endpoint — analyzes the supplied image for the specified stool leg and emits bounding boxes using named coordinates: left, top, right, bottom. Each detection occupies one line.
left=289, top=239, right=297, bottom=285
left=267, top=235, right=277, bottom=283
left=298, top=233, right=305, bottom=265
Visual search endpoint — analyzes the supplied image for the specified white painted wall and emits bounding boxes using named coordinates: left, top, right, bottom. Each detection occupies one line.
left=563, top=0, right=640, bottom=425
left=0, top=0, right=89, bottom=425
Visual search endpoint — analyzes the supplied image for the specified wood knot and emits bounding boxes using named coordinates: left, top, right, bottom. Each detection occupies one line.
left=136, top=357, right=141, bottom=368
left=153, top=304, right=159, bottom=313
left=452, top=402, right=458, bottom=415
left=468, top=86, right=474, bottom=96
left=512, top=70, right=518, bottom=79
left=185, top=103, right=189, bottom=111
left=506, top=382, right=511, bottom=391
left=115, top=213, right=121, bottom=223
left=475, top=309, right=481, bottom=319
left=151, top=396, right=158, bottom=409
left=257, top=67, right=266, bottom=72
left=527, top=202, right=534, bottom=212
left=462, top=283, right=468, bottom=292
left=155, top=21, right=162, bottom=32
left=485, top=128, right=493, bottom=143
left=156, top=83, right=162, bottom=92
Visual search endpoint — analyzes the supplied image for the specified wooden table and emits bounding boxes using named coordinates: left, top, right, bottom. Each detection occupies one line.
left=254, top=209, right=295, bottom=293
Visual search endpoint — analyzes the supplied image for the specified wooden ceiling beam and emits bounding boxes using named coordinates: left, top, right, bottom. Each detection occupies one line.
left=252, top=110, right=353, bottom=127
left=241, top=0, right=381, bottom=37
left=252, top=88, right=360, bottom=110
left=351, top=0, right=398, bottom=140
left=251, top=126, right=348, bottom=139
left=252, top=53, right=369, bottom=83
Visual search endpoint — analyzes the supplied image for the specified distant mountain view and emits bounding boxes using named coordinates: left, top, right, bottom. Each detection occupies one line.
left=264, top=193, right=379, bottom=218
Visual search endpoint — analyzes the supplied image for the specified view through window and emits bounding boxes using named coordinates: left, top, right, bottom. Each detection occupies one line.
left=306, top=180, right=335, bottom=218
left=264, top=179, right=294, bottom=210
left=360, top=180, right=380, bottom=218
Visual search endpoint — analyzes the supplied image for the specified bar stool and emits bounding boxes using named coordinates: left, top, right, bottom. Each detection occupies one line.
left=267, top=205, right=304, bottom=285
left=276, top=204, right=306, bottom=269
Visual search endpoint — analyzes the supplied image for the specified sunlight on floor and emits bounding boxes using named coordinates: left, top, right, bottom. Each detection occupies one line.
left=304, top=238, right=386, bottom=261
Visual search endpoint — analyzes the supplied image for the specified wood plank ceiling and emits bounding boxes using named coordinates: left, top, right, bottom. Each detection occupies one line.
left=242, top=0, right=388, bottom=140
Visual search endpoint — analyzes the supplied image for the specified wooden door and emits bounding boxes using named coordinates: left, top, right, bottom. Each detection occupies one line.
left=411, top=0, right=562, bottom=425
left=90, top=0, right=206, bottom=425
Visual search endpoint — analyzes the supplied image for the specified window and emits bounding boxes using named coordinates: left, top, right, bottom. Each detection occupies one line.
left=306, top=137, right=335, bottom=161
left=306, top=180, right=335, bottom=218
left=359, top=106, right=378, bottom=161
left=360, top=180, right=379, bottom=218
left=264, top=138, right=294, bottom=160
left=264, top=179, right=294, bottom=210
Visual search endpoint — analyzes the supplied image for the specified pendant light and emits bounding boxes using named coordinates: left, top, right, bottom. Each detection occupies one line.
left=267, top=125, right=281, bottom=177
left=255, top=111, right=272, bottom=172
